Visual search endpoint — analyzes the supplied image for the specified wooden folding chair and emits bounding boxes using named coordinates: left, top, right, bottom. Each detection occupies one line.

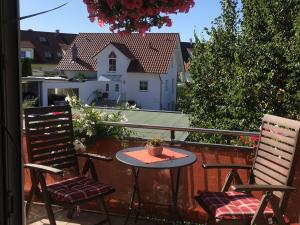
left=195, top=114, right=300, bottom=225
left=24, top=105, right=115, bottom=225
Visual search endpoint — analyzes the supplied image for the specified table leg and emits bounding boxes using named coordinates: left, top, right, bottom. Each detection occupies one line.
left=124, top=167, right=141, bottom=225
left=170, top=168, right=183, bottom=224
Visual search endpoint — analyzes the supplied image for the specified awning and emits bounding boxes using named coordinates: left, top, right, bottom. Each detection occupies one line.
left=98, top=75, right=122, bottom=82
left=98, top=75, right=111, bottom=81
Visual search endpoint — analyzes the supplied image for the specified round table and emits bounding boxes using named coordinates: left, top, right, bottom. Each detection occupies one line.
left=116, top=147, right=197, bottom=225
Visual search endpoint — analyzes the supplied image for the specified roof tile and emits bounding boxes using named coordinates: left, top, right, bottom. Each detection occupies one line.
left=57, top=33, right=180, bottom=74
left=20, top=30, right=76, bottom=64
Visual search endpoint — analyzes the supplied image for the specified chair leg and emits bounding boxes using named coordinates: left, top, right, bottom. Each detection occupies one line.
left=39, top=173, right=57, bottom=225
left=207, top=216, right=216, bottom=225
left=250, top=193, right=269, bottom=225
left=67, top=207, right=75, bottom=219
left=26, top=175, right=39, bottom=218
left=96, top=198, right=111, bottom=225
left=269, top=195, right=287, bottom=225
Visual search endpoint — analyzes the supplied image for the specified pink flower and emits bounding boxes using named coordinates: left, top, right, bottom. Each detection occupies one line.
left=164, top=16, right=172, bottom=27
left=98, top=18, right=105, bottom=27
left=250, top=135, right=259, bottom=142
left=106, top=0, right=117, bottom=9
left=84, top=0, right=195, bottom=34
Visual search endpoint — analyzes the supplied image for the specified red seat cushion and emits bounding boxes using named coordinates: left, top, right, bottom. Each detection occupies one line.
left=197, top=191, right=274, bottom=221
left=47, top=176, right=114, bottom=204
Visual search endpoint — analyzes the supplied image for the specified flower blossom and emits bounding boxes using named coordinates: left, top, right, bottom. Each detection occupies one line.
left=83, top=0, right=195, bottom=35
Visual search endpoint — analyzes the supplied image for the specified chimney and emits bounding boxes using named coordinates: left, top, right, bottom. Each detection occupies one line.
left=71, top=44, right=77, bottom=62
left=55, top=29, right=60, bottom=33
left=189, top=38, right=193, bottom=46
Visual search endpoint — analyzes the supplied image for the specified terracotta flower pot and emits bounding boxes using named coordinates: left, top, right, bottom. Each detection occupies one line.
left=147, top=145, right=163, bottom=156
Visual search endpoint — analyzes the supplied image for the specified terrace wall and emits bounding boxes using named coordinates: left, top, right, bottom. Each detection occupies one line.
left=23, top=135, right=300, bottom=224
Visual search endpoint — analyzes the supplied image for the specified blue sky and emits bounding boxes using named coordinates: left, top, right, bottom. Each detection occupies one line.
left=20, top=0, right=222, bottom=42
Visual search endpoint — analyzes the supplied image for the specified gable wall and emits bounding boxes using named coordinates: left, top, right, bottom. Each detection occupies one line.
left=96, top=45, right=130, bottom=79
left=160, top=54, right=177, bottom=110
left=126, top=73, right=161, bottom=110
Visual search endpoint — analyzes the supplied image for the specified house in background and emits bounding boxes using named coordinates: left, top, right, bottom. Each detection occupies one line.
left=42, top=33, right=185, bottom=110
left=21, top=30, right=76, bottom=104
left=180, top=41, right=194, bottom=82
left=20, top=30, right=76, bottom=76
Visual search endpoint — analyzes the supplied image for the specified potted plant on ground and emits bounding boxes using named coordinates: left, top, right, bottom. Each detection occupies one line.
left=146, top=137, right=164, bottom=156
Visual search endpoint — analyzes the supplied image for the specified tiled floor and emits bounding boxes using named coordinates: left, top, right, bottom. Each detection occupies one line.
left=27, top=203, right=157, bottom=225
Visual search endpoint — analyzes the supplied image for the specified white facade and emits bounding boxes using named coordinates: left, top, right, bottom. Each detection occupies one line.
left=42, top=80, right=101, bottom=106
left=47, top=42, right=183, bottom=110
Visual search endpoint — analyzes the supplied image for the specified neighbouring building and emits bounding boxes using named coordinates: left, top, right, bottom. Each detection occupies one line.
left=20, top=30, right=76, bottom=104
left=39, top=33, right=185, bottom=110
left=20, top=29, right=76, bottom=76
left=180, top=41, right=194, bottom=82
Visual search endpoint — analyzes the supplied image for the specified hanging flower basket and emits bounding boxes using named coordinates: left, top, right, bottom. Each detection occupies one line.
left=83, top=0, right=195, bottom=35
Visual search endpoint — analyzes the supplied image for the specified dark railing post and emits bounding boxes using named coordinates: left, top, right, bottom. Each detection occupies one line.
left=170, top=130, right=175, bottom=141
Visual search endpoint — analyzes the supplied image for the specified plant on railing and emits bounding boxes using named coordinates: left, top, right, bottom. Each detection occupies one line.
left=65, top=95, right=131, bottom=145
left=83, top=0, right=195, bottom=35
left=238, top=135, right=259, bottom=148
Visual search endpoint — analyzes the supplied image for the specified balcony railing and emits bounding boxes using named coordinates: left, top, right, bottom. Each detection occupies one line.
left=23, top=122, right=300, bottom=224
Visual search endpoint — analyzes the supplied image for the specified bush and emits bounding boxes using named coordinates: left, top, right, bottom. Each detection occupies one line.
left=66, top=95, right=131, bottom=145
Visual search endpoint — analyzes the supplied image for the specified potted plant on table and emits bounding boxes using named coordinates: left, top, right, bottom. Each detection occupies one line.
left=146, top=137, right=164, bottom=156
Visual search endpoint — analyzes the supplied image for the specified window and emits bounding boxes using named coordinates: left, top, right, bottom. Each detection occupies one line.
left=20, top=50, right=26, bottom=58
left=109, top=51, right=116, bottom=72
left=39, top=36, right=47, bottom=43
left=165, top=80, right=168, bottom=91
left=139, top=81, right=148, bottom=91
left=44, top=51, right=52, bottom=58
left=115, top=84, right=119, bottom=92
left=106, top=83, right=109, bottom=92
left=20, top=50, right=31, bottom=58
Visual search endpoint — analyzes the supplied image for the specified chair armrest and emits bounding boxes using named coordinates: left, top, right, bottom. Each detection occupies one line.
left=76, top=152, right=112, bottom=161
left=203, top=163, right=252, bottom=169
left=24, top=163, right=63, bottom=175
left=232, top=184, right=296, bottom=192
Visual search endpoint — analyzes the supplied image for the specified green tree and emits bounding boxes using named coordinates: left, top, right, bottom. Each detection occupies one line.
left=236, top=0, right=300, bottom=127
left=183, top=0, right=300, bottom=143
left=184, top=0, right=240, bottom=143
left=21, top=58, right=32, bottom=77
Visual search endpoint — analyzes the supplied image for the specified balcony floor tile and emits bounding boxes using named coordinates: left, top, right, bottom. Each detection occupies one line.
left=27, top=203, right=157, bottom=225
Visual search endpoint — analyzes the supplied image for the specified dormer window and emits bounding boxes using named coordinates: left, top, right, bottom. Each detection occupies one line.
left=39, top=36, right=47, bottom=43
left=44, top=51, right=52, bottom=58
left=109, top=51, right=116, bottom=72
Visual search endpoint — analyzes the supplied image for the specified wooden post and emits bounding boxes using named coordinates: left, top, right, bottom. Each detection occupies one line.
left=0, top=0, right=23, bottom=224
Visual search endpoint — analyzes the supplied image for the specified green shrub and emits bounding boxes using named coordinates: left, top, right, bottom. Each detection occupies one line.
left=66, top=95, right=131, bottom=145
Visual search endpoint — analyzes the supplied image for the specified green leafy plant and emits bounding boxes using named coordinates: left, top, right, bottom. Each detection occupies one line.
left=66, top=95, right=131, bottom=145
left=21, top=58, right=32, bottom=77
left=22, top=97, right=38, bottom=109
left=75, top=73, right=86, bottom=81
left=146, top=137, right=163, bottom=147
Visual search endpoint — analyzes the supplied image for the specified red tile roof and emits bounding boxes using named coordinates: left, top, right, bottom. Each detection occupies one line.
left=57, top=33, right=180, bottom=74
left=20, top=40, right=35, bottom=48
left=20, top=30, right=76, bottom=64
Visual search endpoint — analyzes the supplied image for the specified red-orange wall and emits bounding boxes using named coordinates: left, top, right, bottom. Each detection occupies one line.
left=23, top=136, right=300, bottom=224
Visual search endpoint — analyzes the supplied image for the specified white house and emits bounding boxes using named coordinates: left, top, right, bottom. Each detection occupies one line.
left=41, top=33, right=185, bottom=110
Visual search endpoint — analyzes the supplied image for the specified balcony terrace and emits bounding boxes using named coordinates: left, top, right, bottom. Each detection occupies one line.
left=23, top=122, right=300, bottom=225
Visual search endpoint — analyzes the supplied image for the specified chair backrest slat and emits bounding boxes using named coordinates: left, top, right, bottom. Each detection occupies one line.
left=253, top=114, right=300, bottom=209
left=24, top=105, right=79, bottom=173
